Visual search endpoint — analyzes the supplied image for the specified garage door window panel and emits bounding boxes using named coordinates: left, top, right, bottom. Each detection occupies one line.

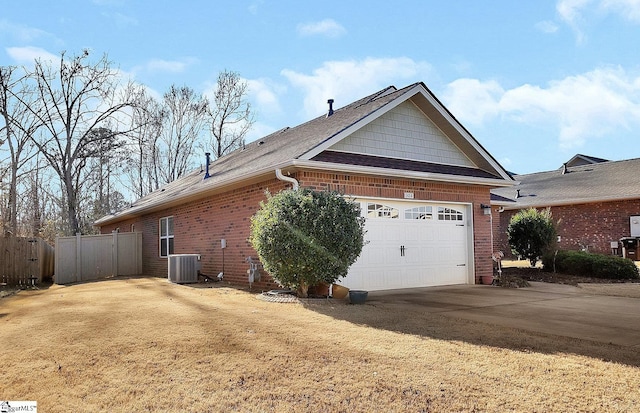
left=367, top=203, right=399, bottom=219
left=405, top=205, right=433, bottom=220
left=438, top=207, right=464, bottom=221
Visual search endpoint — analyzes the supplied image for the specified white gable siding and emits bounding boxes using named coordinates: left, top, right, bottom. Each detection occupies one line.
left=330, top=101, right=474, bottom=167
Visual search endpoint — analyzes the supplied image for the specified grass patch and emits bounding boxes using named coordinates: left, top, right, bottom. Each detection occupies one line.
left=2, top=277, right=639, bottom=412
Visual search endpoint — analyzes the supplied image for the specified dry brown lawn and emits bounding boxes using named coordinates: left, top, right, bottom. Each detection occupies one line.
left=2, top=277, right=639, bottom=412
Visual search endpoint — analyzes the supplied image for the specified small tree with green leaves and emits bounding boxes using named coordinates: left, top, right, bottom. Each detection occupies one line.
left=249, top=188, right=365, bottom=297
left=507, top=207, right=557, bottom=267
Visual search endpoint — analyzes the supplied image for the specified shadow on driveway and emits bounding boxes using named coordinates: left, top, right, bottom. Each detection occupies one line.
left=303, top=282, right=640, bottom=367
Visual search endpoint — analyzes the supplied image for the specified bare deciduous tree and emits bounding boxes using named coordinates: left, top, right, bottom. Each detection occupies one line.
left=118, top=72, right=253, bottom=202
left=157, top=85, right=208, bottom=184
left=0, top=65, right=41, bottom=236
left=2, top=55, right=256, bottom=237
left=209, top=70, right=254, bottom=159
left=18, top=156, right=57, bottom=240
left=85, top=127, right=124, bottom=217
left=27, top=50, right=139, bottom=235
left=124, top=87, right=164, bottom=198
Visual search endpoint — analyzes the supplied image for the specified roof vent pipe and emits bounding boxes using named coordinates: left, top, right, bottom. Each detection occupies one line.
left=562, top=163, right=567, bottom=174
left=275, top=169, right=299, bottom=190
left=326, top=99, right=334, bottom=117
left=204, top=152, right=211, bottom=179
left=516, top=189, right=521, bottom=198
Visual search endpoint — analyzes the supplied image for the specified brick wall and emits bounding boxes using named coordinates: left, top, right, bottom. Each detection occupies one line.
left=100, top=178, right=287, bottom=290
left=491, top=206, right=502, bottom=254
left=494, top=199, right=640, bottom=259
left=100, top=170, right=495, bottom=287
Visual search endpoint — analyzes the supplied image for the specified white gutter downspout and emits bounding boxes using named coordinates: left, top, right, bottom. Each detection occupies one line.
left=275, top=168, right=299, bottom=190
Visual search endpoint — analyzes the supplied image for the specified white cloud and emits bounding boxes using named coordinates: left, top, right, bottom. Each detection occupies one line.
left=557, top=0, right=640, bottom=42
left=0, top=19, right=59, bottom=43
left=601, top=0, right=640, bottom=21
left=201, top=76, right=284, bottom=119
left=443, top=67, right=640, bottom=149
left=442, top=78, right=505, bottom=125
left=245, top=121, right=277, bottom=143
left=281, top=57, right=433, bottom=117
left=246, top=78, right=285, bottom=115
left=297, top=19, right=347, bottom=38
left=6, top=46, right=58, bottom=64
left=198, top=76, right=280, bottom=145
left=535, top=20, right=560, bottom=33
left=557, top=0, right=593, bottom=43
left=557, top=0, right=593, bottom=24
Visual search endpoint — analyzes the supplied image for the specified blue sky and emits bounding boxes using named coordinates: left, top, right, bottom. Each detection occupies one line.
left=2, top=0, right=640, bottom=174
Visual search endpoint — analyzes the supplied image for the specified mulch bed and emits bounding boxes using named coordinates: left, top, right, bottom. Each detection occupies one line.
left=500, top=266, right=640, bottom=286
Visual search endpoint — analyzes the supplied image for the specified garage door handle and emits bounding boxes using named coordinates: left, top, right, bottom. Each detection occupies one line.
left=400, top=245, right=405, bottom=257
left=457, top=264, right=466, bottom=267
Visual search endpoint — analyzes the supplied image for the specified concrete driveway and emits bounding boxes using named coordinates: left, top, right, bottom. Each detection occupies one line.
left=368, top=282, right=640, bottom=348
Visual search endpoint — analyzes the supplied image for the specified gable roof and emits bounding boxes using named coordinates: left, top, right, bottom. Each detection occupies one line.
left=564, top=154, right=609, bottom=168
left=491, top=157, right=640, bottom=209
left=96, top=82, right=513, bottom=226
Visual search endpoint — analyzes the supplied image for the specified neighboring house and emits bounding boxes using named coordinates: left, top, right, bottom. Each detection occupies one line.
left=563, top=153, right=609, bottom=168
left=96, top=82, right=514, bottom=291
left=491, top=156, right=640, bottom=259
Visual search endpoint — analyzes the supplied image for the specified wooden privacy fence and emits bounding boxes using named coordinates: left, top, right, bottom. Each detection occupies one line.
left=55, top=232, right=142, bottom=285
left=1, top=236, right=55, bottom=286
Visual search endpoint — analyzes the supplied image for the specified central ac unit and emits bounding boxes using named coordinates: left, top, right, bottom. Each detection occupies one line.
left=168, top=254, right=201, bottom=283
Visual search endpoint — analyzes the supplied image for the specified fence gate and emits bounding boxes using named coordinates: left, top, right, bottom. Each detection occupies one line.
left=0, top=236, right=55, bottom=286
left=54, top=232, right=142, bottom=284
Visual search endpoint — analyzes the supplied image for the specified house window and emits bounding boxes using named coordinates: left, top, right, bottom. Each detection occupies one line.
left=405, top=205, right=433, bottom=220
left=367, top=203, right=399, bottom=218
left=159, top=216, right=174, bottom=257
left=437, top=207, right=463, bottom=221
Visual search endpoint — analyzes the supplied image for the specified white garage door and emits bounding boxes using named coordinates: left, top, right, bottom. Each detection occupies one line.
left=340, top=200, right=471, bottom=291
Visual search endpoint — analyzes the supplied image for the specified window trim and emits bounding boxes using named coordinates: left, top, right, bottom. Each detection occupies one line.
left=366, top=202, right=399, bottom=219
left=437, top=207, right=464, bottom=221
left=404, top=205, right=433, bottom=220
left=159, top=216, right=174, bottom=258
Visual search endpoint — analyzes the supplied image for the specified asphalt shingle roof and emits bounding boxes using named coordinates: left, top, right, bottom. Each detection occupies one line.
left=491, top=158, right=640, bottom=209
left=97, top=82, right=511, bottom=226
left=96, top=84, right=418, bottom=224
left=565, top=153, right=609, bottom=167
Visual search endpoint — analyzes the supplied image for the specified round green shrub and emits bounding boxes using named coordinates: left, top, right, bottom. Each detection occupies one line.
left=249, top=188, right=366, bottom=296
left=542, top=250, right=639, bottom=279
left=507, top=208, right=557, bottom=267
